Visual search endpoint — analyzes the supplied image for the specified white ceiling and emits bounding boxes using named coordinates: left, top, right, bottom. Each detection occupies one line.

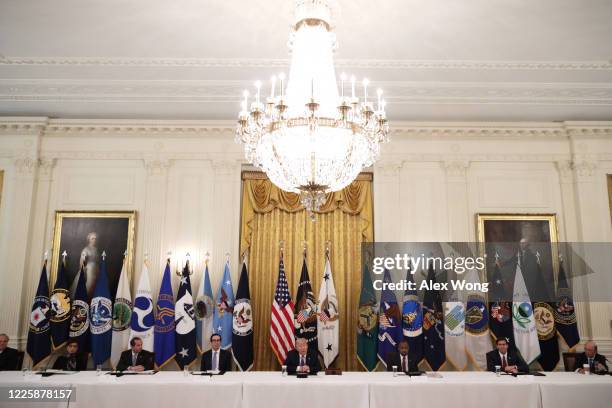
left=1, top=0, right=611, bottom=121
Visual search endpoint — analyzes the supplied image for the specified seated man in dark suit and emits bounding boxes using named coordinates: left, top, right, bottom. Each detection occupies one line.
left=0, top=333, right=19, bottom=371
left=486, top=338, right=529, bottom=374
left=386, top=340, right=418, bottom=372
left=575, top=340, right=609, bottom=374
left=52, top=339, right=87, bottom=371
left=200, top=334, right=232, bottom=373
left=116, top=337, right=154, bottom=371
left=284, top=337, right=321, bottom=375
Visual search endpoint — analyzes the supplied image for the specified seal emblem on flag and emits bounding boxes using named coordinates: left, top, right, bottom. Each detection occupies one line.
left=112, top=297, right=132, bottom=331
left=232, top=298, right=253, bottom=336
left=402, top=300, right=422, bottom=337
left=195, top=294, right=214, bottom=320
left=50, top=289, right=71, bottom=323
left=90, top=297, right=112, bottom=334
left=466, top=295, right=488, bottom=334
left=358, top=303, right=377, bottom=335
left=69, top=299, right=89, bottom=337
left=512, top=302, right=533, bottom=328
left=30, top=295, right=51, bottom=333
left=534, top=302, right=556, bottom=340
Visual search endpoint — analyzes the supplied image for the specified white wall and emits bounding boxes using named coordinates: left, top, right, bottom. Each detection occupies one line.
left=1, top=117, right=611, bottom=360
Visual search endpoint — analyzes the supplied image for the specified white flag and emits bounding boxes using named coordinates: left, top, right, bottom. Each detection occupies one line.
left=195, top=264, right=214, bottom=353
left=513, top=255, right=540, bottom=364
left=111, top=260, right=132, bottom=369
left=464, top=268, right=490, bottom=370
left=444, top=282, right=467, bottom=370
left=317, top=257, right=339, bottom=368
left=129, top=263, right=154, bottom=352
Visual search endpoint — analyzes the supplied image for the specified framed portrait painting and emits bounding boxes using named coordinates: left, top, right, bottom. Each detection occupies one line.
left=50, top=211, right=136, bottom=299
left=476, top=213, right=559, bottom=302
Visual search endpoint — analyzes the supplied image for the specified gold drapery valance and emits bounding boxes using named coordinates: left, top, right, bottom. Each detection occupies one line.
left=240, top=173, right=373, bottom=257
left=239, top=172, right=373, bottom=371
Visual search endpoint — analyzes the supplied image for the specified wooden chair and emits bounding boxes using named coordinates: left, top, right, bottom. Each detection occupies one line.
left=562, top=352, right=581, bottom=372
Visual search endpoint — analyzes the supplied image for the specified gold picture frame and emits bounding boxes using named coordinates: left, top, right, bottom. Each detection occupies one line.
left=50, top=211, right=136, bottom=298
left=476, top=213, right=559, bottom=296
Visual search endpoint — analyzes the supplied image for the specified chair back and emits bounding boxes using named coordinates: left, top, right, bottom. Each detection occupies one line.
left=16, top=351, right=25, bottom=370
left=562, top=352, right=581, bottom=372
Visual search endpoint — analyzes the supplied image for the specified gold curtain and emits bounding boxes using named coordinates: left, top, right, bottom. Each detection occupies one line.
left=240, top=172, right=373, bottom=371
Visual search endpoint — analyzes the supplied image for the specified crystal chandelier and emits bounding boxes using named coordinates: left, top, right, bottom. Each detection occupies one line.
left=236, top=0, right=389, bottom=218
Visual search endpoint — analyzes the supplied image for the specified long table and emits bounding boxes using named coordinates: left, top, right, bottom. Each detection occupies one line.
left=1, top=371, right=611, bottom=408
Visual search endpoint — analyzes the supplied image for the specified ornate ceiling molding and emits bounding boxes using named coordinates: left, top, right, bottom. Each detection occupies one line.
left=2, top=56, right=611, bottom=71
left=2, top=79, right=611, bottom=106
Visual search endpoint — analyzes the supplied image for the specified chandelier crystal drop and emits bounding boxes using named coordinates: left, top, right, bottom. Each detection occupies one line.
left=236, top=0, right=389, bottom=218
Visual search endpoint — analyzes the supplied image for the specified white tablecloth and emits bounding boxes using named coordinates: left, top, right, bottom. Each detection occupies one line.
left=1, top=370, right=611, bottom=408
left=537, top=372, right=612, bottom=408
left=369, top=372, right=541, bottom=408
left=0, top=371, right=242, bottom=408
left=241, top=372, right=369, bottom=408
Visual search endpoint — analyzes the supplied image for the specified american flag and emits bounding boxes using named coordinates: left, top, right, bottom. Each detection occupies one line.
left=296, top=309, right=310, bottom=323
left=270, top=258, right=295, bottom=364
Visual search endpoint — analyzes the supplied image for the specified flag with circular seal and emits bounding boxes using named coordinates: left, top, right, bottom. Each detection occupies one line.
left=196, top=263, right=214, bottom=354
left=402, top=263, right=423, bottom=367
left=512, top=256, right=540, bottom=364
left=50, top=258, right=72, bottom=350
left=357, top=264, right=378, bottom=371
left=69, top=264, right=90, bottom=353
left=111, top=259, right=132, bottom=369
left=27, top=262, right=52, bottom=367
left=465, top=268, right=489, bottom=370
left=317, top=256, right=339, bottom=368
left=554, top=258, right=579, bottom=349
left=130, top=263, right=154, bottom=351
left=90, top=257, right=113, bottom=366
left=154, top=261, right=176, bottom=368
left=232, top=260, right=253, bottom=371
left=535, top=301, right=559, bottom=370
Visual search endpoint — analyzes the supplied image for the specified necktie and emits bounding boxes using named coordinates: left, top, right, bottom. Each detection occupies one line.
left=67, top=356, right=76, bottom=370
left=132, top=353, right=138, bottom=366
left=212, top=351, right=218, bottom=370
left=402, top=356, right=407, bottom=372
left=300, top=355, right=305, bottom=367
left=502, top=355, right=507, bottom=369
left=588, top=357, right=593, bottom=368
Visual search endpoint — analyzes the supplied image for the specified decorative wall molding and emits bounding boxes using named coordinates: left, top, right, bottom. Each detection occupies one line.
left=143, top=158, right=172, bottom=176
left=555, top=160, right=574, bottom=183
left=12, top=156, right=38, bottom=174
left=442, top=160, right=470, bottom=178
left=43, top=119, right=234, bottom=138
left=389, top=123, right=568, bottom=140
left=2, top=56, right=611, bottom=71
left=212, top=159, right=241, bottom=177
left=37, top=157, right=57, bottom=176
left=0, top=117, right=48, bottom=136
left=374, top=161, right=403, bottom=177
left=2, top=79, right=611, bottom=106
left=572, top=158, right=599, bottom=178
